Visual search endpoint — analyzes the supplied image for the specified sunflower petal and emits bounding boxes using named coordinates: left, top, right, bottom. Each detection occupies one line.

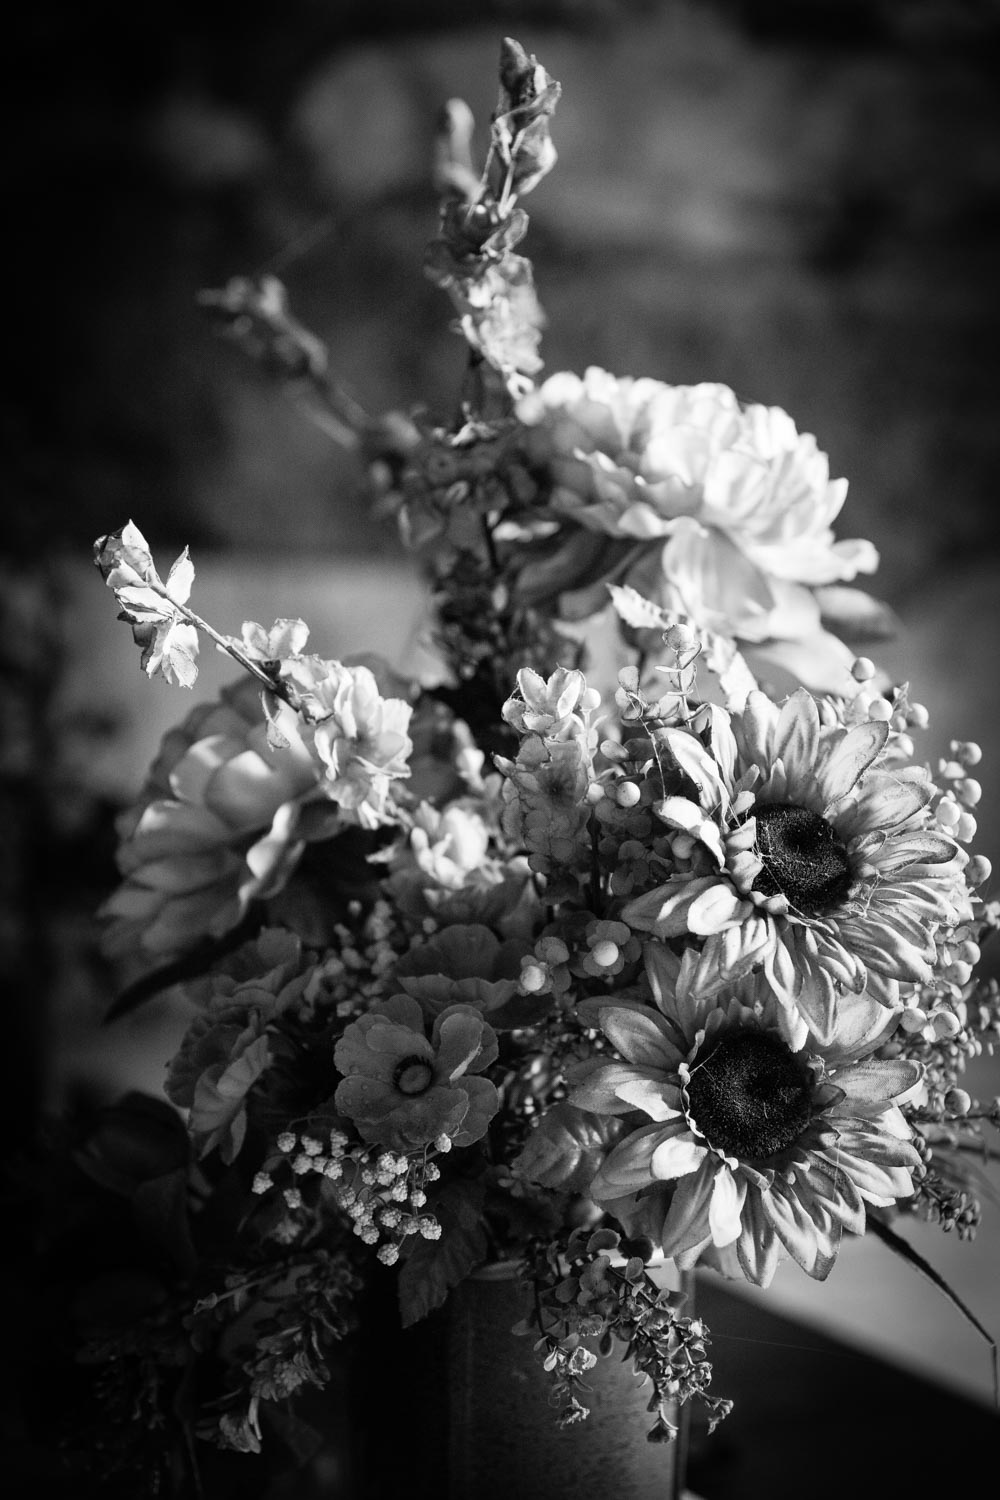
left=659, top=1157, right=717, bottom=1258
left=568, top=1062, right=680, bottom=1117
left=818, top=720, right=888, bottom=809
left=772, top=690, right=820, bottom=795
left=650, top=1133, right=709, bottom=1180
left=831, top=1058, right=922, bottom=1107
left=621, top=876, right=721, bottom=937
left=737, top=1192, right=783, bottom=1287
left=654, top=796, right=726, bottom=865
left=589, top=1121, right=688, bottom=1198
left=761, top=1179, right=838, bottom=1279
left=597, top=1007, right=686, bottom=1069
left=708, top=1165, right=746, bottom=1246
left=687, top=883, right=753, bottom=935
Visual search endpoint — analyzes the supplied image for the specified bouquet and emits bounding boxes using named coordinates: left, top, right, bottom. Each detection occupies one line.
left=62, top=34, right=999, bottom=1496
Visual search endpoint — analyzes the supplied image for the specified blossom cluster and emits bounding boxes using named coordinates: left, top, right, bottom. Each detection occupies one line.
left=76, top=33, right=1000, bottom=1490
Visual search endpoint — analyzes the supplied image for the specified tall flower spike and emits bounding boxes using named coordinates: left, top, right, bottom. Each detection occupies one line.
left=424, top=38, right=560, bottom=402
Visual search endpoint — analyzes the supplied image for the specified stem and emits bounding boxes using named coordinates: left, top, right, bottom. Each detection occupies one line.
left=144, top=577, right=294, bottom=701
left=670, top=1267, right=696, bottom=1500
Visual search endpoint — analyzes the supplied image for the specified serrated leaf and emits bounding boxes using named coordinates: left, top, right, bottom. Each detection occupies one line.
left=512, top=1102, right=621, bottom=1193
left=608, top=584, right=669, bottom=632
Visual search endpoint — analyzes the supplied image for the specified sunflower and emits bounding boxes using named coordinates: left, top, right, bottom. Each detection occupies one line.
left=569, top=944, right=921, bottom=1287
left=621, top=688, right=973, bottom=1041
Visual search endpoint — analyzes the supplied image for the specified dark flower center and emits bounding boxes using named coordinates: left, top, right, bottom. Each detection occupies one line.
left=751, top=803, right=853, bottom=912
left=393, top=1056, right=435, bottom=1096
left=686, top=1031, right=813, bottom=1160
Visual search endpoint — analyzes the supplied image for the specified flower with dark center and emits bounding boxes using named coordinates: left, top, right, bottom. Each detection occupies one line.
left=393, top=1057, right=436, bottom=1096
left=568, top=943, right=922, bottom=1287
left=751, top=804, right=853, bottom=913
left=622, top=687, right=973, bottom=1041
left=685, top=1032, right=814, bottom=1160
left=334, top=994, right=499, bottom=1151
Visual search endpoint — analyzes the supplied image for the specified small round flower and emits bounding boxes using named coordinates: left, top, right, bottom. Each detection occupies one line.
left=514, top=369, right=878, bottom=693
left=570, top=959, right=921, bottom=1287
left=622, top=688, right=973, bottom=1040
left=333, top=994, right=500, bottom=1152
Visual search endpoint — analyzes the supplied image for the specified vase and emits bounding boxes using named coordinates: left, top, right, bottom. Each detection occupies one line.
left=355, top=1261, right=697, bottom=1500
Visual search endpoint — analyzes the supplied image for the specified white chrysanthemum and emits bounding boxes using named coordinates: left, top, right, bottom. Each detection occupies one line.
left=516, top=368, right=878, bottom=692
left=100, top=678, right=326, bottom=978
left=570, top=947, right=921, bottom=1287
left=621, top=689, right=973, bottom=1042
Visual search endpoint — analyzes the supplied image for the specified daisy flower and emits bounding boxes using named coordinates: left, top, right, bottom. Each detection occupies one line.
left=569, top=945, right=921, bottom=1287
left=514, top=368, right=879, bottom=693
left=621, top=688, right=973, bottom=1041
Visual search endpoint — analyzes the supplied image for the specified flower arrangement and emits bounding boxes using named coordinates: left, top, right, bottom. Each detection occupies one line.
left=71, top=35, right=999, bottom=1497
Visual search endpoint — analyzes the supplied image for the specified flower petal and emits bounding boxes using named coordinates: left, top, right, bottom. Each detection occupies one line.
left=772, top=690, right=820, bottom=794
left=708, top=1165, right=747, bottom=1246
left=650, top=1133, right=709, bottom=1180
left=589, top=1121, right=689, bottom=1198
left=597, top=1006, right=686, bottom=1069
left=831, top=1059, right=923, bottom=1108
left=817, top=720, right=888, bottom=810
left=687, top=883, right=753, bottom=935
left=659, top=1157, right=717, bottom=1259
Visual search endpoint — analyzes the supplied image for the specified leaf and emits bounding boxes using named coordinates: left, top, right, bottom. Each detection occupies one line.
left=397, top=1177, right=489, bottom=1328
left=94, top=519, right=156, bottom=589
left=608, top=584, right=669, bottom=632
left=866, top=1214, right=998, bottom=1407
left=493, top=38, right=562, bottom=197
left=512, top=1103, right=621, bottom=1192
left=95, top=521, right=201, bottom=687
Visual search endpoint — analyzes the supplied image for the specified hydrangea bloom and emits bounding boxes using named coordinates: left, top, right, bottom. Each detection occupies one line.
left=515, top=368, right=879, bottom=692
left=100, top=678, right=325, bottom=977
left=622, top=688, right=972, bottom=1040
left=570, top=947, right=921, bottom=1287
left=333, top=993, right=499, bottom=1151
left=273, top=655, right=413, bottom=824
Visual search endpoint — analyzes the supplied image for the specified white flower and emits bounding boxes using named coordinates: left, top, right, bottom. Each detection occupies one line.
left=570, top=952, right=921, bottom=1287
left=516, top=368, right=878, bottom=693
left=621, top=689, right=974, bottom=1042
left=100, top=678, right=325, bottom=978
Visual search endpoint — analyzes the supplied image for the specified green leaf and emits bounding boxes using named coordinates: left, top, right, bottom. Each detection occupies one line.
left=397, top=1177, right=489, bottom=1328
left=512, top=1103, right=622, bottom=1193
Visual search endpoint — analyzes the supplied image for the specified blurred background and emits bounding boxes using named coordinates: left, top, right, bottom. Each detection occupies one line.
left=5, top=0, right=1000, bottom=1479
